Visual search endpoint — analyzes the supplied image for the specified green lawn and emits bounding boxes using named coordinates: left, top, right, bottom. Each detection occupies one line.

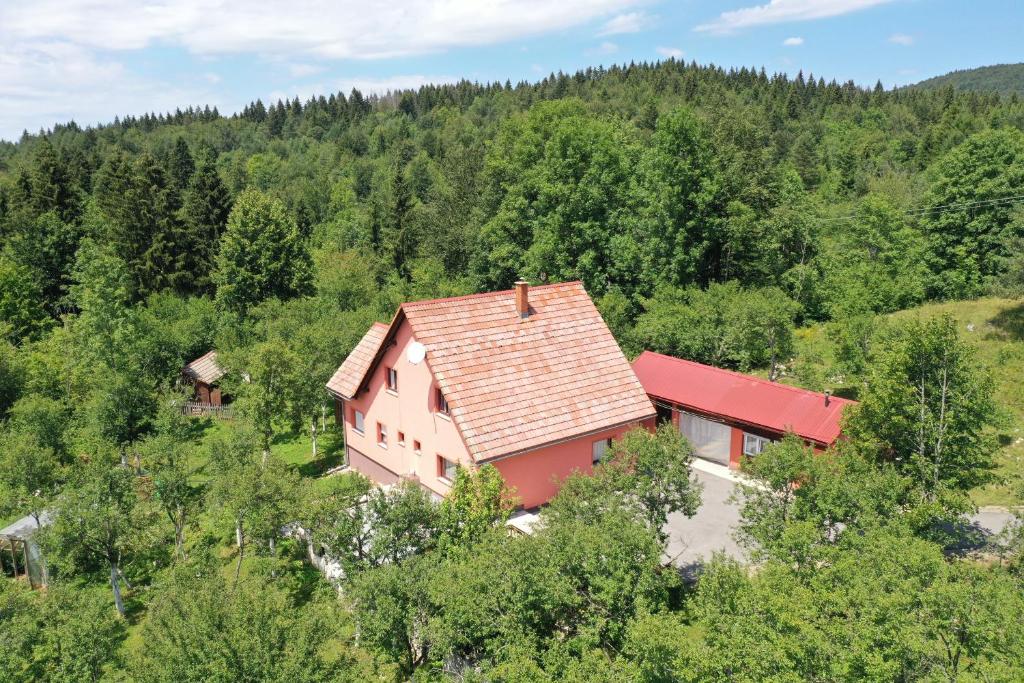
left=183, top=415, right=346, bottom=482
left=780, top=297, right=1024, bottom=507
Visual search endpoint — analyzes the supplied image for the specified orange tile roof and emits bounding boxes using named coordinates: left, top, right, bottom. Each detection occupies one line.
left=326, top=322, right=389, bottom=399
left=329, top=282, right=655, bottom=461
left=182, top=350, right=225, bottom=385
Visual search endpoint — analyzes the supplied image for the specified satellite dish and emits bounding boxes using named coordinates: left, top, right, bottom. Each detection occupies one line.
left=407, top=341, right=426, bottom=365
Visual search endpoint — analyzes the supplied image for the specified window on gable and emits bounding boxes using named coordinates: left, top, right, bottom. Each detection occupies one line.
left=386, top=367, right=398, bottom=393
left=592, top=437, right=613, bottom=464
left=743, top=433, right=772, bottom=457
left=377, top=422, right=387, bottom=447
left=353, top=410, right=365, bottom=434
left=436, top=387, right=450, bottom=415
left=438, top=455, right=457, bottom=482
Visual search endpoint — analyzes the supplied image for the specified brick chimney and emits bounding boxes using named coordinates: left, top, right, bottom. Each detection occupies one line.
left=514, top=280, right=530, bottom=319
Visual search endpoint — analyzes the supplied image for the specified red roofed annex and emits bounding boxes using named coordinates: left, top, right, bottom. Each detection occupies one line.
left=632, top=351, right=855, bottom=469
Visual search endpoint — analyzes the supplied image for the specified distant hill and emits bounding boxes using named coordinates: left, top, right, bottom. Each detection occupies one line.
left=911, top=63, right=1024, bottom=96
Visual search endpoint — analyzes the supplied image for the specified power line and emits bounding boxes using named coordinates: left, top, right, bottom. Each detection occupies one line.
left=819, top=193, right=1024, bottom=223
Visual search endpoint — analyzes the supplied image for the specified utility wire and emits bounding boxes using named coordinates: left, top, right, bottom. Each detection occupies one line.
left=819, top=193, right=1024, bottom=223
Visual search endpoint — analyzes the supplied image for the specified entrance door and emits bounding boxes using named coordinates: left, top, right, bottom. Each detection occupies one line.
left=678, top=411, right=732, bottom=466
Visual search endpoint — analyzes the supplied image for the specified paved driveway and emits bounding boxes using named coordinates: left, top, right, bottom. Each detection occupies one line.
left=662, top=464, right=1019, bottom=574
left=663, top=468, right=745, bottom=573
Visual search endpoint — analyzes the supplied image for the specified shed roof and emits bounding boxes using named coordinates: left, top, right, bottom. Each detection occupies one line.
left=632, top=351, right=853, bottom=445
left=328, top=282, right=655, bottom=462
left=0, top=512, right=50, bottom=539
left=182, top=350, right=225, bottom=385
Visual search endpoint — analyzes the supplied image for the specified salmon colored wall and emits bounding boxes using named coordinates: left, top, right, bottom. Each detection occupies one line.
left=729, top=428, right=744, bottom=469
left=341, top=321, right=473, bottom=498
left=658, top=399, right=828, bottom=470
left=492, top=422, right=644, bottom=509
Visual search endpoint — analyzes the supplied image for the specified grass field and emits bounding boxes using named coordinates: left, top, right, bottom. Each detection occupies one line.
left=184, top=416, right=345, bottom=481
left=779, top=297, right=1024, bottom=507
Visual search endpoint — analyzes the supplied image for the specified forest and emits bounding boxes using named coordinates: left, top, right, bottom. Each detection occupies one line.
left=1, top=59, right=1024, bottom=680
left=911, top=63, right=1024, bottom=97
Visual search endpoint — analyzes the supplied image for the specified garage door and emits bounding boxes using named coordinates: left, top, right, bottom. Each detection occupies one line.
left=678, top=411, right=732, bottom=466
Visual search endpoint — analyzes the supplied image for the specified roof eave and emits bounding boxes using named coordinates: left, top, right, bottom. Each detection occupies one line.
left=646, top=390, right=840, bottom=446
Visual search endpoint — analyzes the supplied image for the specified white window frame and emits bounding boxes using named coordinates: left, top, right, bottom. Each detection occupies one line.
left=353, top=410, right=365, bottom=434
left=386, top=367, right=398, bottom=393
left=743, top=432, right=772, bottom=457
left=377, top=422, right=388, bottom=448
left=592, top=437, right=613, bottom=464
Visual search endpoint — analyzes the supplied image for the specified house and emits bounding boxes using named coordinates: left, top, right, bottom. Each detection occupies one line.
left=326, top=281, right=656, bottom=509
left=632, top=351, right=853, bottom=469
left=181, top=350, right=229, bottom=410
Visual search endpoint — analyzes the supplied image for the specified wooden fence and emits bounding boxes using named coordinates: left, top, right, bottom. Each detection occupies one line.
left=181, top=401, right=235, bottom=419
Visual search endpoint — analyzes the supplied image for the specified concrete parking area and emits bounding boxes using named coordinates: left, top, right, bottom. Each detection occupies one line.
left=663, top=465, right=745, bottom=574
left=662, top=461, right=1019, bottom=575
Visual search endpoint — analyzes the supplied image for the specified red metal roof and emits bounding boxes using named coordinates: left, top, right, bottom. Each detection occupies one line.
left=328, top=282, right=655, bottom=462
left=632, top=351, right=854, bottom=445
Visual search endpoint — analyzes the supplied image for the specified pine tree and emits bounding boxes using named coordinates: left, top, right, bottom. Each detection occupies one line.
left=167, top=137, right=195, bottom=193
left=94, top=151, right=187, bottom=297
left=29, top=138, right=80, bottom=222
left=181, top=149, right=232, bottom=293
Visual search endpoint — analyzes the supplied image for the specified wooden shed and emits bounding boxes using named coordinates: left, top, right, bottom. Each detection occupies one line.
left=182, top=350, right=231, bottom=416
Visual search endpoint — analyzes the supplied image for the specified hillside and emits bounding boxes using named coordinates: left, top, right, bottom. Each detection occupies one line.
left=912, top=63, right=1024, bottom=96
left=788, top=297, right=1024, bottom=507
left=3, top=58, right=1024, bottom=679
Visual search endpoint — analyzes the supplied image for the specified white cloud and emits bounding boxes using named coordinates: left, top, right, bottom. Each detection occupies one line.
left=0, top=0, right=643, bottom=139
left=203, top=72, right=222, bottom=84
left=656, top=46, right=685, bottom=59
left=782, top=36, right=804, bottom=46
left=889, top=33, right=914, bottom=45
left=0, top=41, right=227, bottom=139
left=2, top=1, right=643, bottom=58
left=586, top=41, right=619, bottom=56
left=696, top=0, right=898, bottom=34
left=597, top=11, right=651, bottom=36
left=288, top=63, right=326, bottom=78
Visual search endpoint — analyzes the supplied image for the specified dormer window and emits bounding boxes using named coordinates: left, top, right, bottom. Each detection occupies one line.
left=436, top=388, right=450, bottom=415
left=386, top=367, right=398, bottom=393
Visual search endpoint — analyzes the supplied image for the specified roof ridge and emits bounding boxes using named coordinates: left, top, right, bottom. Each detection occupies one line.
left=400, top=281, right=582, bottom=309
left=637, top=351, right=852, bottom=403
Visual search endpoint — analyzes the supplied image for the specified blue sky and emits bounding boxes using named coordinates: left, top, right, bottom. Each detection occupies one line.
left=1, top=0, right=1020, bottom=141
